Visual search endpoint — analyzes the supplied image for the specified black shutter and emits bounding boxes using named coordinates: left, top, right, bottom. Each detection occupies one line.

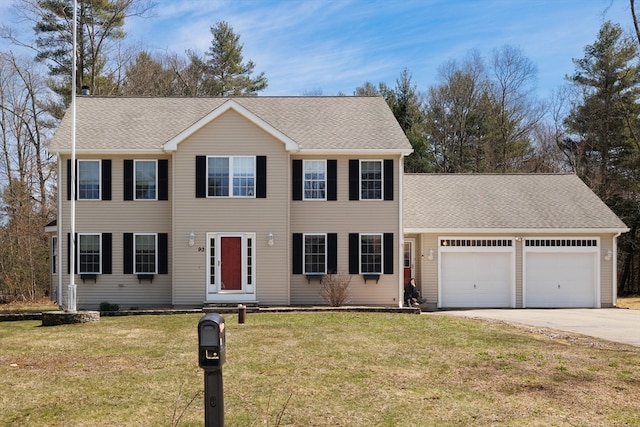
left=123, top=233, right=133, bottom=274
left=158, top=233, right=168, bottom=274
left=123, top=160, right=133, bottom=200
left=292, top=160, right=302, bottom=200
left=195, top=156, right=206, bottom=198
left=101, top=160, right=112, bottom=200
left=327, top=160, right=337, bottom=201
left=102, top=233, right=112, bottom=274
left=67, top=233, right=78, bottom=274
left=256, top=155, right=267, bottom=198
left=158, top=159, right=168, bottom=201
left=327, top=233, right=338, bottom=274
left=67, top=159, right=72, bottom=200
left=349, top=233, right=359, bottom=274
left=383, top=159, right=393, bottom=201
left=383, top=233, right=394, bottom=274
left=293, top=233, right=303, bottom=274
left=349, top=159, right=359, bottom=200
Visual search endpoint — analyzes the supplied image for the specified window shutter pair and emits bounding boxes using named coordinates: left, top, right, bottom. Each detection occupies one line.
left=292, top=160, right=337, bottom=200
left=348, top=159, right=394, bottom=201
left=123, top=233, right=168, bottom=274
left=67, top=159, right=112, bottom=200
left=196, top=156, right=267, bottom=198
left=67, top=233, right=112, bottom=274
left=292, top=233, right=338, bottom=274
left=348, top=232, right=394, bottom=274
left=124, top=159, right=168, bottom=201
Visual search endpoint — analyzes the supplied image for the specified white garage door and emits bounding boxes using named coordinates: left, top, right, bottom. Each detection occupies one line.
left=440, top=248, right=513, bottom=308
left=524, top=239, right=598, bottom=308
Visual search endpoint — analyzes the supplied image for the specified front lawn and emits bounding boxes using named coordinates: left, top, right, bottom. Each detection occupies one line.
left=1, top=312, right=639, bottom=426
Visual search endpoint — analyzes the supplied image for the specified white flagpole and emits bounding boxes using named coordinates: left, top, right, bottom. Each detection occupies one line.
left=68, top=0, right=78, bottom=313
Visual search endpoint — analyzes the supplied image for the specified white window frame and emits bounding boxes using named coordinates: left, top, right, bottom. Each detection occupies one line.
left=303, top=160, right=327, bottom=201
left=304, top=233, right=327, bottom=274
left=134, top=159, right=157, bottom=201
left=359, top=159, right=383, bottom=200
left=360, top=233, right=382, bottom=274
left=78, top=233, right=101, bottom=274
left=207, top=156, right=256, bottom=198
left=134, top=233, right=158, bottom=274
left=78, top=159, right=101, bottom=200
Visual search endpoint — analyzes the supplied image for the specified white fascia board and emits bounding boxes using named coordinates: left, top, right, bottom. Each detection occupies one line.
left=44, top=225, right=57, bottom=233
left=53, top=148, right=165, bottom=156
left=403, top=227, right=630, bottom=234
left=163, top=99, right=299, bottom=152
left=299, top=148, right=413, bottom=156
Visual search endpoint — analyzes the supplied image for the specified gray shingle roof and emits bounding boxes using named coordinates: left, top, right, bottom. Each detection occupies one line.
left=48, top=96, right=412, bottom=153
left=403, top=174, right=628, bottom=231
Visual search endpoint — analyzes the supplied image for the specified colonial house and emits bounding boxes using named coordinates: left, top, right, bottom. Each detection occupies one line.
left=46, top=96, right=628, bottom=310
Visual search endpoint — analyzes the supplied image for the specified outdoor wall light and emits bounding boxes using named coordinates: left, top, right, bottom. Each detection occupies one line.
left=428, top=249, right=434, bottom=261
left=189, top=231, right=195, bottom=247
left=604, top=249, right=613, bottom=261
left=267, top=233, right=274, bottom=247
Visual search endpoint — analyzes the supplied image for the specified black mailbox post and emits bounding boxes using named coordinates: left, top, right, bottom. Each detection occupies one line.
left=198, top=313, right=226, bottom=427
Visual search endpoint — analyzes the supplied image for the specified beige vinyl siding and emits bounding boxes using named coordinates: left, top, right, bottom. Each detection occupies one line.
left=290, top=155, right=402, bottom=305
left=58, top=154, right=172, bottom=309
left=172, top=109, right=290, bottom=306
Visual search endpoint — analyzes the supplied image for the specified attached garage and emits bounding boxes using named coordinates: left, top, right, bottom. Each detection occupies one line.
left=439, top=238, right=514, bottom=308
left=524, top=238, right=599, bottom=308
left=403, top=174, right=629, bottom=309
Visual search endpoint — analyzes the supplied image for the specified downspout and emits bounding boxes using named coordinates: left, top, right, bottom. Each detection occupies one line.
left=397, top=154, right=405, bottom=308
left=612, top=231, right=622, bottom=307
left=57, top=156, right=63, bottom=308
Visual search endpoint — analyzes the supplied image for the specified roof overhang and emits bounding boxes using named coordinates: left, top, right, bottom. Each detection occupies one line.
left=299, top=149, right=413, bottom=156
left=49, top=148, right=166, bottom=156
left=162, top=99, right=300, bottom=153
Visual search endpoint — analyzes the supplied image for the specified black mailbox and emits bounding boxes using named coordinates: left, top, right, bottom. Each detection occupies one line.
left=198, top=313, right=226, bottom=369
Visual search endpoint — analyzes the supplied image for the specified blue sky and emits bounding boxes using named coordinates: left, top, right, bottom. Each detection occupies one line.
left=0, top=0, right=633, bottom=99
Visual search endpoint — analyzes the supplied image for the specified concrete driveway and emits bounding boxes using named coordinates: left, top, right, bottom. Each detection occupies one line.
left=434, top=308, right=640, bottom=347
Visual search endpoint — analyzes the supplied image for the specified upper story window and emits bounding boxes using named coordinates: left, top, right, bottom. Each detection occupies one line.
left=135, top=160, right=157, bottom=200
left=78, top=160, right=100, bottom=200
left=304, top=233, right=327, bottom=274
left=360, top=160, right=382, bottom=200
left=303, top=160, right=326, bottom=200
left=78, top=233, right=101, bottom=274
left=208, top=156, right=255, bottom=197
left=135, top=233, right=157, bottom=274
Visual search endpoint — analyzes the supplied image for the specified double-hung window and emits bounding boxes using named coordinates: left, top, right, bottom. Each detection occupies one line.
left=208, top=156, right=256, bottom=197
left=360, top=233, right=382, bottom=274
left=135, top=233, right=157, bottom=274
left=304, top=234, right=326, bottom=274
left=303, top=160, right=326, bottom=200
left=135, top=160, right=157, bottom=200
left=78, top=160, right=100, bottom=200
left=78, top=233, right=101, bottom=274
left=51, top=236, right=58, bottom=274
left=360, top=160, right=382, bottom=200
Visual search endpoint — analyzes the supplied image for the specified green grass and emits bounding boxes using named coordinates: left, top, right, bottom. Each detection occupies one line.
left=1, top=312, right=639, bottom=426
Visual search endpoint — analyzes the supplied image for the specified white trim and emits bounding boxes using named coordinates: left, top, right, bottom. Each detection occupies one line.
left=612, top=232, right=621, bottom=307
left=205, top=232, right=257, bottom=300
left=163, top=99, right=299, bottom=152
left=133, top=233, right=158, bottom=274
left=359, top=159, right=383, bottom=201
left=302, top=160, right=327, bottom=201
left=77, top=233, right=102, bottom=275
left=299, top=149, right=413, bottom=155
left=133, top=159, right=158, bottom=201
left=302, top=233, right=328, bottom=274
left=404, top=228, right=629, bottom=234
left=206, top=156, right=257, bottom=198
left=77, top=159, right=101, bottom=200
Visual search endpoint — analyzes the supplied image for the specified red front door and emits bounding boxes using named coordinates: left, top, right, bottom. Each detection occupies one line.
left=221, top=236, right=242, bottom=290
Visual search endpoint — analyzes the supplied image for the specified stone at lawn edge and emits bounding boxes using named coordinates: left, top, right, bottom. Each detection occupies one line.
left=42, top=311, right=100, bottom=326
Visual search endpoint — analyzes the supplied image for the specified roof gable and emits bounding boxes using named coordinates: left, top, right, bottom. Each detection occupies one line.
left=162, top=99, right=299, bottom=152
